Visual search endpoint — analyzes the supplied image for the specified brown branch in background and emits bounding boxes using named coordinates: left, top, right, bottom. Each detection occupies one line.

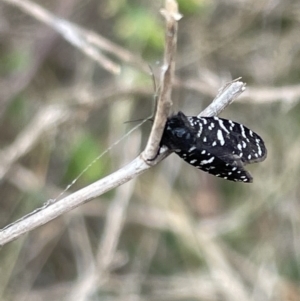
left=176, top=75, right=300, bottom=105
left=0, top=105, right=71, bottom=180
left=0, top=0, right=77, bottom=117
left=241, top=84, right=300, bottom=104
left=0, top=0, right=148, bottom=74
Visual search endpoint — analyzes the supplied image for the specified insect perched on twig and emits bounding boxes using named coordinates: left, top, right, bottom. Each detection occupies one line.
left=160, top=111, right=267, bottom=183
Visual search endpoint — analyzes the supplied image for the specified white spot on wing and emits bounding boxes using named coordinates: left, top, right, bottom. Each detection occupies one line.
left=218, top=119, right=230, bottom=134
left=240, top=124, right=246, bottom=138
left=197, top=121, right=203, bottom=137
left=256, top=139, right=262, bottom=156
left=200, top=157, right=215, bottom=165
left=188, top=146, right=196, bottom=152
left=217, top=129, right=225, bottom=146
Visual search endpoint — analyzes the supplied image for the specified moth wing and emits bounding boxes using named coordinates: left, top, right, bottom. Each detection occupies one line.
left=175, top=147, right=253, bottom=183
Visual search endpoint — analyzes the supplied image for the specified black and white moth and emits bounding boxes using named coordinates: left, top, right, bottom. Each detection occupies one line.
left=160, top=111, right=267, bottom=183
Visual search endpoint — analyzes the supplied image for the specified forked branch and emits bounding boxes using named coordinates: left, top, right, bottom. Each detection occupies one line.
left=0, top=0, right=246, bottom=246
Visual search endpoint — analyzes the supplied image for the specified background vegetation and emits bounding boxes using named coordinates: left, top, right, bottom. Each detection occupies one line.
left=0, top=0, right=299, bottom=300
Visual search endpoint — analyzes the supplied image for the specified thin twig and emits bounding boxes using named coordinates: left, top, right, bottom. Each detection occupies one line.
left=142, top=0, right=182, bottom=162
left=199, top=79, right=246, bottom=117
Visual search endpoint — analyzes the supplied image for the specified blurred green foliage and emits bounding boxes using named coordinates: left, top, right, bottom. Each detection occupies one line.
left=177, top=0, right=208, bottom=15
left=63, top=133, right=110, bottom=185
left=114, top=7, right=164, bottom=57
left=0, top=49, right=30, bottom=75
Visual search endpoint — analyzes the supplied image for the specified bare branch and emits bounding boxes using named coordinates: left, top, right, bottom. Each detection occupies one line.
left=0, top=157, right=150, bottom=245
left=199, top=79, right=246, bottom=117
left=142, top=0, right=182, bottom=162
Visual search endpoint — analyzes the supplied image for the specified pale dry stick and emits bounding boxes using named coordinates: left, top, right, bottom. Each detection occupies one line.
left=199, top=78, right=246, bottom=117
left=77, top=27, right=149, bottom=74
left=1, top=0, right=120, bottom=74
left=142, top=1, right=182, bottom=161
left=67, top=132, right=141, bottom=301
left=147, top=273, right=219, bottom=300
left=0, top=104, right=70, bottom=180
left=177, top=76, right=300, bottom=105
left=66, top=214, right=101, bottom=301
left=7, top=164, right=62, bottom=196
left=0, top=80, right=247, bottom=246
left=224, top=245, right=283, bottom=300
left=118, top=159, right=183, bottom=299
left=195, top=232, right=251, bottom=301
left=242, top=84, right=300, bottom=104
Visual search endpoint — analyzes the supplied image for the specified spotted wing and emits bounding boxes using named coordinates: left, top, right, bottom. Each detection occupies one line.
left=180, top=115, right=267, bottom=182
left=161, top=111, right=267, bottom=183
left=175, top=147, right=253, bottom=182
